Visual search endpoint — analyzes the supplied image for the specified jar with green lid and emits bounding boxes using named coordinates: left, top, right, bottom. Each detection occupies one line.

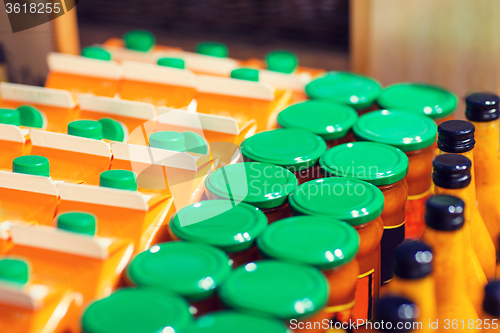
left=240, top=129, right=327, bottom=185
left=126, top=241, right=232, bottom=316
left=320, top=141, right=409, bottom=285
left=205, top=162, right=298, bottom=223
left=219, top=260, right=329, bottom=332
left=378, top=83, right=458, bottom=124
left=277, top=100, right=358, bottom=149
left=353, top=109, right=437, bottom=239
left=288, top=177, right=384, bottom=324
left=170, top=200, right=268, bottom=267
left=186, top=311, right=291, bottom=333
left=81, top=288, right=193, bottom=333
left=258, top=216, right=360, bottom=325
left=305, top=72, right=383, bottom=115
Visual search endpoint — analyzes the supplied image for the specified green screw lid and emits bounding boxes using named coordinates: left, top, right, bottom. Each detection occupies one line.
left=320, top=142, right=409, bottom=186
left=171, top=200, right=268, bottom=253
left=289, top=177, right=384, bottom=226
left=265, top=51, right=298, bottom=74
left=68, top=120, right=103, bottom=140
left=183, top=132, right=208, bottom=155
left=127, top=242, right=232, bottom=300
left=99, top=170, right=138, bottom=191
left=98, top=118, right=125, bottom=142
left=378, top=83, right=458, bottom=119
left=157, top=57, right=185, bottom=69
left=353, top=109, right=437, bottom=152
left=196, top=42, right=228, bottom=58
left=82, top=46, right=112, bottom=61
left=205, top=162, right=298, bottom=209
left=231, top=68, right=259, bottom=82
left=149, top=131, right=185, bottom=152
left=57, top=212, right=97, bottom=236
left=305, top=72, right=382, bottom=109
left=82, top=288, right=192, bottom=333
left=123, top=30, right=155, bottom=52
left=0, top=258, right=29, bottom=285
left=17, top=105, right=44, bottom=128
left=241, top=129, right=327, bottom=171
left=277, top=100, right=358, bottom=141
left=220, top=260, right=328, bottom=319
left=258, top=216, right=359, bottom=270
left=186, top=311, right=291, bottom=333
left=0, top=108, right=21, bottom=126
left=13, top=155, right=50, bottom=177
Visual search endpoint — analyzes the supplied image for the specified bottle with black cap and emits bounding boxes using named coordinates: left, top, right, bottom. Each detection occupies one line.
left=438, top=119, right=497, bottom=251
left=482, top=280, right=500, bottom=331
left=465, top=92, right=500, bottom=250
left=422, top=195, right=479, bottom=327
left=432, top=154, right=491, bottom=312
left=386, top=241, right=435, bottom=333
left=367, top=295, right=419, bottom=333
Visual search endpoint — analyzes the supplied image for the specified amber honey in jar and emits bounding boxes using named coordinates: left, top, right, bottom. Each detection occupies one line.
left=240, top=129, right=327, bottom=185
left=205, top=162, right=298, bottom=223
left=320, top=142, right=408, bottom=285
left=258, top=216, right=360, bottom=324
left=170, top=200, right=268, bottom=268
left=353, top=109, right=437, bottom=239
left=288, top=177, right=384, bottom=325
left=277, top=100, right=358, bottom=149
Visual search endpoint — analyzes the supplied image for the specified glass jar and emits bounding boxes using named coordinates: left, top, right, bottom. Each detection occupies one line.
left=277, top=100, right=358, bottom=149
left=186, top=311, right=290, bottom=333
left=169, top=200, right=268, bottom=268
left=205, top=162, right=298, bottom=223
left=320, top=141, right=409, bottom=285
left=304, top=72, right=382, bottom=116
left=258, top=216, right=360, bottom=324
left=81, top=288, right=193, bottom=333
left=219, top=260, right=329, bottom=333
left=288, top=177, right=384, bottom=325
left=377, top=83, right=458, bottom=125
left=353, top=109, right=437, bottom=239
left=240, top=129, right=326, bottom=185
left=126, top=241, right=232, bottom=316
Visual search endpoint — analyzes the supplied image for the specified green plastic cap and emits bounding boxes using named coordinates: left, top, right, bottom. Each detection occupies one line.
left=57, top=212, right=97, bottom=236
left=149, top=131, right=185, bottom=152
left=0, top=258, right=29, bottom=285
left=186, top=311, right=291, bottom=333
left=353, top=109, right=437, bottom=151
left=289, top=177, right=384, bottom=226
left=0, top=108, right=21, bottom=126
left=99, top=170, right=138, bottom=191
left=68, top=120, right=103, bottom=140
left=17, top=105, right=44, bottom=128
left=258, top=216, right=359, bottom=269
left=378, top=83, right=458, bottom=119
left=157, top=57, right=185, bottom=69
left=98, top=118, right=125, bottom=142
left=171, top=200, right=268, bottom=253
left=13, top=155, right=50, bottom=177
left=305, top=72, right=382, bottom=109
left=127, top=242, right=232, bottom=300
left=205, top=162, right=298, bottom=209
left=265, top=51, right=298, bottom=74
left=241, top=129, right=327, bottom=172
left=320, top=142, right=409, bottom=186
left=196, top=42, right=228, bottom=58
left=183, top=132, right=209, bottom=155
left=82, top=46, right=112, bottom=61
left=123, top=30, right=155, bottom=52
left=219, top=260, right=328, bottom=319
left=277, top=100, right=358, bottom=141
left=82, top=288, right=192, bottom=333
left=231, top=68, right=259, bottom=82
